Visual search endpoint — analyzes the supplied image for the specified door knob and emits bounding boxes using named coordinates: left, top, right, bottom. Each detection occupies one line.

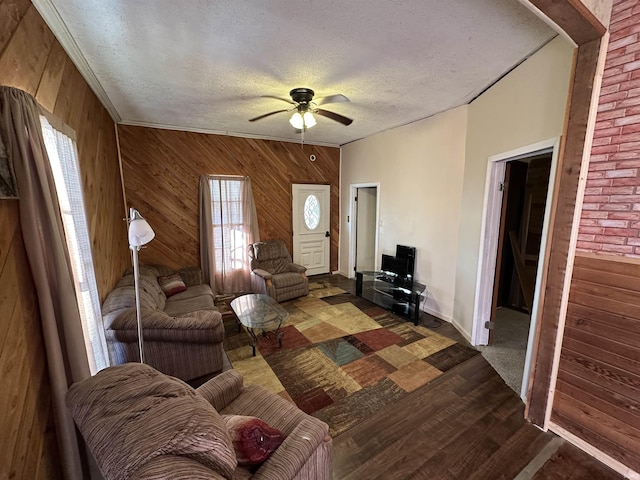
left=325, top=231, right=330, bottom=237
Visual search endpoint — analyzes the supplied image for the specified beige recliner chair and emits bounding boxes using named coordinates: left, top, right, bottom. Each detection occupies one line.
left=248, top=240, right=309, bottom=302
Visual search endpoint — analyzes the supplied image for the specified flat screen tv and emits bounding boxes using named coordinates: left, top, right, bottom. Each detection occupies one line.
left=381, top=246, right=416, bottom=282
left=395, top=245, right=416, bottom=280
left=381, top=254, right=406, bottom=278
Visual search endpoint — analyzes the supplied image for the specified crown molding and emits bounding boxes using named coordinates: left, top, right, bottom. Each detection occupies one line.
left=32, top=0, right=121, bottom=122
left=119, top=120, right=341, bottom=148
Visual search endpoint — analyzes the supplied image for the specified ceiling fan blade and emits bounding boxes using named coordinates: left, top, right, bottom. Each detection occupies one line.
left=262, top=95, right=296, bottom=105
left=248, top=109, right=290, bottom=122
left=315, top=108, right=353, bottom=126
left=315, top=94, right=350, bottom=106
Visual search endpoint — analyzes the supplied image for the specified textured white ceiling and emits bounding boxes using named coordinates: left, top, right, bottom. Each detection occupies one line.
left=37, top=0, right=555, bottom=146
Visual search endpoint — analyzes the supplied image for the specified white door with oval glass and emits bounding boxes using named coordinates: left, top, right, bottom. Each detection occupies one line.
left=292, top=184, right=330, bottom=276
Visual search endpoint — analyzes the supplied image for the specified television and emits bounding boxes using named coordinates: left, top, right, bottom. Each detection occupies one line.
left=395, top=245, right=416, bottom=280
left=380, top=245, right=416, bottom=282
left=381, top=254, right=407, bottom=278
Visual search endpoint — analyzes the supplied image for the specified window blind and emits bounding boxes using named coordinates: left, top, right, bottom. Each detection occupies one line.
left=40, top=115, right=109, bottom=374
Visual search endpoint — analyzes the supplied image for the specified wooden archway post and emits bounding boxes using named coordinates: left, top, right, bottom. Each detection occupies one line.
left=522, top=0, right=609, bottom=427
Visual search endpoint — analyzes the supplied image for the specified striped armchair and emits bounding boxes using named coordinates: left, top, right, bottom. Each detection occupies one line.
left=248, top=240, right=309, bottom=302
left=66, top=364, right=332, bottom=480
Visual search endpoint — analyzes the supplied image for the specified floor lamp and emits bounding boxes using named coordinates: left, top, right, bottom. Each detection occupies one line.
left=128, top=207, right=155, bottom=363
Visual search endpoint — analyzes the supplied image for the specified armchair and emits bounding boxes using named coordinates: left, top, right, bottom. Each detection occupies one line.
left=248, top=240, right=309, bottom=302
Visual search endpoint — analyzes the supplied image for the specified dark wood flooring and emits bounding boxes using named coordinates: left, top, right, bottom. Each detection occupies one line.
left=312, top=274, right=624, bottom=480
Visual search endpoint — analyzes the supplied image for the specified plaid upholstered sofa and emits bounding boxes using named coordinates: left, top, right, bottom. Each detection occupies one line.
left=101, top=264, right=224, bottom=381
left=66, top=363, right=332, bottom=480
left=248, top=240, right=309, bottom=302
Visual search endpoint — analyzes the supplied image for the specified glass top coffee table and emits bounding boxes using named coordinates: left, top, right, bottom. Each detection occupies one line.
left=230, top=294, right=289, bottom=356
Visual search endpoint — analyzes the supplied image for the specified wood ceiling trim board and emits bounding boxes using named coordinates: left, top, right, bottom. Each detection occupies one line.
left=530, top=0, right=607, bottom=44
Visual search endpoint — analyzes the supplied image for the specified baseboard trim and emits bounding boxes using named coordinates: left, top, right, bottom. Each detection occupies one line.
left=549, top=422, right=640, bottom=479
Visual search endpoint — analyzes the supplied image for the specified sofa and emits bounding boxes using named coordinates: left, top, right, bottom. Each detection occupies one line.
left=101, top=264, right=225, bottom=381
left=248, top=240, right=309, bottom=302
left=66, top=363, right=332, bottom=480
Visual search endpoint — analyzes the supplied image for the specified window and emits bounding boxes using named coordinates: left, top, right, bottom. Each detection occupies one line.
left=40, top=115, right=108, bottom=374
left=210, top=177, right=247, bottom=272
left=304, top=194, right=321, bottom=230
left=206, top=175, right=258, bottom=294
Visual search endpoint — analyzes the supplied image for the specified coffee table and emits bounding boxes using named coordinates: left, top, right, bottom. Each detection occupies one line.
left=230, top=294, right=289, bottom=356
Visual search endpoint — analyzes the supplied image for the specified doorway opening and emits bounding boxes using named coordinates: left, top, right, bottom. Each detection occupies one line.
left=472, top=138, right=559, bottom=399
left=348, top=183, right=380, bottom=277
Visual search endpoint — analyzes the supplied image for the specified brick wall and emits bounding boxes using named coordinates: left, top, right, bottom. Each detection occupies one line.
left=579, top=0, right=640, bottom=256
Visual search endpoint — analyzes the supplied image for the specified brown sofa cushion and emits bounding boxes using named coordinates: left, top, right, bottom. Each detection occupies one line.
left=66, top=364, right=237, bottom=480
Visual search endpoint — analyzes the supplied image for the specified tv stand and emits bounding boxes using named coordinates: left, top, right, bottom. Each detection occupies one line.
left=355, top=271, right=427, bottom=325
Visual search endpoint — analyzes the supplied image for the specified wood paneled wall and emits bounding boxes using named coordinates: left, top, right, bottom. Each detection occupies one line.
left=0, top=1, right=128, bottom=477
left=0, top=204, right=59, bottom=480
left=118, top=125, right=341, bottom=272
left=552, top=252, right=640, bottom=471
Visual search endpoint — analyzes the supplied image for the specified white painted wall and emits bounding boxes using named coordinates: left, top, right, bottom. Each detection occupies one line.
left=340, top=106, right=468, bottom=322
left=339, top=36, right=574, bottom=338
left=453, top=36, right=575, bottom=338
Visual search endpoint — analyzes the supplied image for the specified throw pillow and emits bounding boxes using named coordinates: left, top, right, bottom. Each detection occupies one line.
left=222, top=415, right=284, bottom=468
left=158, top=273, right=187, bottom=297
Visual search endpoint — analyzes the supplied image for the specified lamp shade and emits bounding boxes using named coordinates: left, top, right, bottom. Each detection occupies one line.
left=303, top=111, right=316, bottom=128
left=289, top=111, right=317, bottom=130
left=128, top=208, right=155, bottom=247
left=289, top=111, right=304, bottom=129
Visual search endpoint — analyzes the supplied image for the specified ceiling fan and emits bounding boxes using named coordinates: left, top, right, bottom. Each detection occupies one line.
left=249, top=88, right=353, bottom=130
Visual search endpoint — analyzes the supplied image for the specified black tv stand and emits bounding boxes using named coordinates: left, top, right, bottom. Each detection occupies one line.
left=355, top=271, right=427, bottom=325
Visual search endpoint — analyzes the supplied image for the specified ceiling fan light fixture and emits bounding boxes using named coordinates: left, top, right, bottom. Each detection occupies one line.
left=289, top=110, right=317, bottom=130
left=303, top=111, right=316, bottom=128
left=289, top=111, right=304, bottom=129
left=252, top=87, right=352, bottom=129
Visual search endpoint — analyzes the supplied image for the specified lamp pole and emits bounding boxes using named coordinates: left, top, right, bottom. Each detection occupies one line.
left=128, top=207, right=155, bottom=364
left=131, top=244, right=145, bottom=363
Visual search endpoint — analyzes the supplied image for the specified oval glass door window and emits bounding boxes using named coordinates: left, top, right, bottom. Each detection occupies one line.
left=304, top=194, right=321, bottom=230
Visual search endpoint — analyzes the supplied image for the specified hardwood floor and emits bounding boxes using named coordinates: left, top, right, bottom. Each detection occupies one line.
left=313, top=274, right=623, bottom=480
